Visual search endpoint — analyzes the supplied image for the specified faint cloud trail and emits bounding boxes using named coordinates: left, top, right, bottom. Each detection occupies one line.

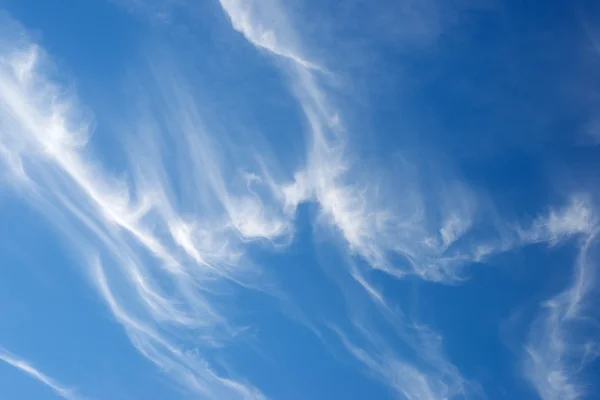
left=2, top=2, right=599, bottom=400
left=520, top=197, right=600, bottom=400
left=0, top=348, right=85, bottom=400
left=0, top=13, right=278, bottom=399
left=214, top=1, right=483, bottom=398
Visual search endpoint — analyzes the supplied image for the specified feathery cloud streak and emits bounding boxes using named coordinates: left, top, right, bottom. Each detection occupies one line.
left=3, top=2, right=600, bottom=399
left=0, top=349, right=83, bottom=400
left=217, top=3, right=600, bottom=400
left=0, top=13, right=283, bottom=399
left=521, top=197, right=600, bottom=400
left=215, top=1, right=485, bottom=398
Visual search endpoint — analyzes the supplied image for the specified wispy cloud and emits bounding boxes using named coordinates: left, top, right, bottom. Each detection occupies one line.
left=215, top=3, right=600, bottom=400
left=217, top=0, right=494, bottom=286
left=520, top=195, right=596, bottom=245
left=3, top=2, right=597, bottom=400
left=0, top=13, right=283, bottom=399
left=217, top=0, right=323, bottom=71
left=215, top=1, right=488, bottom=398
left=330, top=322, right=472, bottom=400
left=520, top=198, right=600, bottom=400
left=0, top=348, right=84, bottom=400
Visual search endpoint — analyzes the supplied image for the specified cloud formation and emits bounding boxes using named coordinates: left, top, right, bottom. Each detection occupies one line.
left=0, top=13, right=281, bottom=399
left=0, top=348, right=84, bottom=400
left=2, top=2, right=600, bottom=400
left=216, top=3, right=600, bottom=399
left=215, top=1, right=487, bottom=398
left=520, top=198, right=600, bottom=400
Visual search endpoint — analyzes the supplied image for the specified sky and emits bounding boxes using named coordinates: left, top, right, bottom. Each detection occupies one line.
left=0, top=0, right=599, bottom=399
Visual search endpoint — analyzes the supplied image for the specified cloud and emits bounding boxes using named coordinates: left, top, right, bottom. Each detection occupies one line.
left=91, top=257, right=267, bottom=400
left=214, top=1, right=493, bottom=397
left=520, top=195, right=596, bottom=245
left=520, top=199, right=600, bottom=400
left=330, top=323, right=472, bottom=400
left=4, top=2, right=598, bottom=400
left=217, top=0, right=492, bottom=286
left=215, top=4, right=600, bottom=400
left=0, top=13, right=285, bottom=399
left=217, top=0, right=322, bottom=71
left=0, top=348, right=84, bottom=400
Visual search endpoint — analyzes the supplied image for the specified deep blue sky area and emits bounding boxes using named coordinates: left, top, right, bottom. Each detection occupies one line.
left=0, top=1, right=599, bottom=400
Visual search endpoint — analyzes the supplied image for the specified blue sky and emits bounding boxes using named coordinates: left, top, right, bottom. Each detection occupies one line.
left=0, top=0, right=599, bottom=399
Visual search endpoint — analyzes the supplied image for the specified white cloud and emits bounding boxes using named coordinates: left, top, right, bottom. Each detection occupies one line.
left=0, top=15, right=284, bottom=399
left=217, top=0, right=322, bottom=71
left=4, top=3, right=598, bottom=400
left=521, top=195, right=596, bottom=245
left=520, top=200, right=599, bottom=400
left=214, top=4, right=600, bottom=400
left=0, top=348, right=84, bottom=400
left=331, top=323, right=471, bottom=400
left=214, top=1, right=493, bottom=398
left=217, top=0, right=493, bottom=286
left=91, top=258, right=266, bottom=400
